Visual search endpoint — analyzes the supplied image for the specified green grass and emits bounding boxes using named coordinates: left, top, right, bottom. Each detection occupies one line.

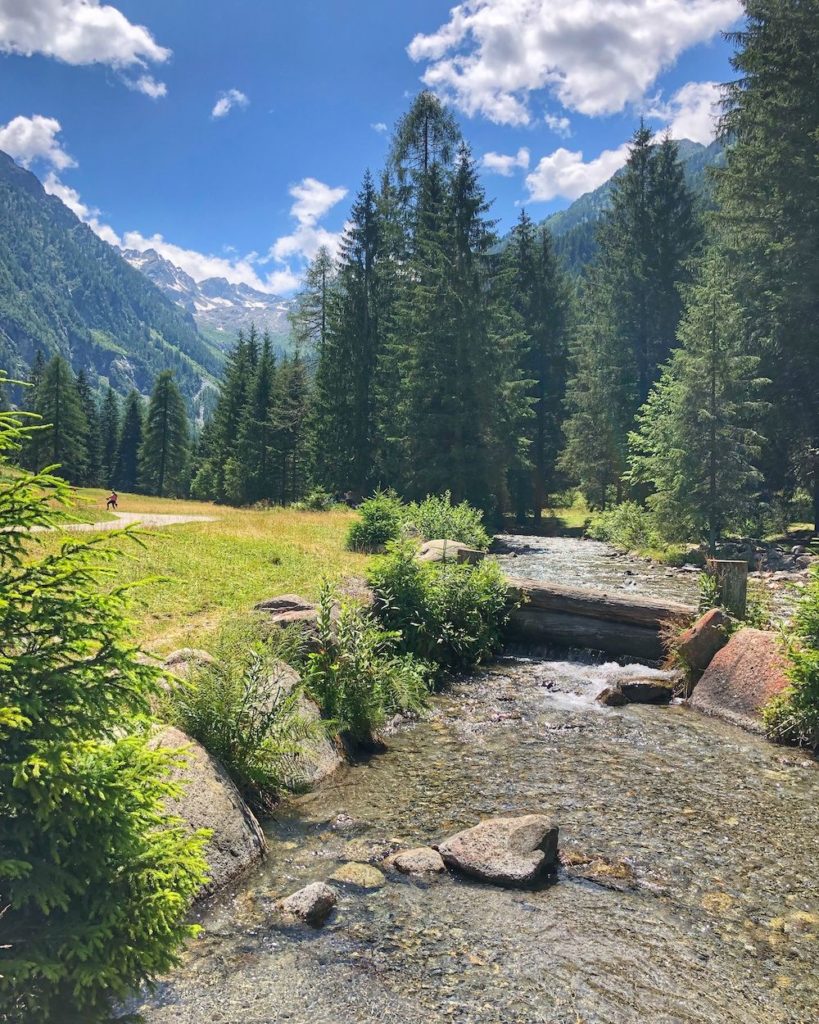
left=35, top=489, right=366, bottom=654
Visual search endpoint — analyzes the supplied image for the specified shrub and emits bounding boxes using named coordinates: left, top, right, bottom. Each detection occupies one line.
left=345, top=489, right=404, bottom=552
left=293, top=487, right=339, bottom=511
left=403, top=491, right=491, bottom=549
left=0, top=389, right=208, bottom=1023
left=162, top=647, right=322, bottom=812
left=304, top=584, right=430, bottom=746
left=764, top=562, right=819, bottom=748
left=368, top=541, right=510, bottom=674
left=587, top=501, right=661, bottom=551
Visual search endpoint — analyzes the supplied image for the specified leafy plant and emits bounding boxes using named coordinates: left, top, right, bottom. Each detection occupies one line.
left=304, top=583, right=430, bottom=746
left=345, top=489, right=404, bottom=551
left=403, top=491, right=491, bottom=549
left=0, top=382, right=208, bottom=1023
left=764, top=562, right=819, bottom=749
left=367, top=540, right=510, bottom=675
left=587, top=500, right=661, bottom=551
left=293, top=487, right=339, bottom=511
left=163, top=651, right=320, bottom=812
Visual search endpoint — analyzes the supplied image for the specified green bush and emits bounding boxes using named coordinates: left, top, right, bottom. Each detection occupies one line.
left=0, top=389, right=207, bottom=1023
left=162, top=648, right=321, bottom=812
left=403, top=491, right=491, bottom=549
left=367, top=541, right=510, bottom=674
left=293, top=486, right=339, bottom=511
left=305, top=583, right=430, bottom=746
left=587, top=501, right=661, bottom=551
left=345, top=489, right=404, bottom=552
left=764, top=562, right=819, bottom=748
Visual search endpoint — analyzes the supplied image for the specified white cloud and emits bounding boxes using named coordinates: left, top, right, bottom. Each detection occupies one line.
left=265, top=177, right=348, bottom=269
left=525, top=143, right=630, bottom=201
left=211, top=88, right=249, bottom=119
left=0, top=1, right=169, bottom=93
left=0, top=113, right=75, bottom=170
left=42, top=171, right=120, bottom=244
left=288, top=177, right=348, bottom=225
left=481, top=146, right=529, bottom=176
left=371, top=121, right=388, bottom=133
left=649, top=80, right=721, bottom=144
left=545, top=113, right=571, bottom=138
left=126, top=74, right=167, bottom=99
left=408, top=0, right=740, bottom=124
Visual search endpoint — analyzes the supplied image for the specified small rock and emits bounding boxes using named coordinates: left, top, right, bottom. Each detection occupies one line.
left=416, top=539, right=486, bottom=565
left=596, top=686, right=627, bottom=707
left=387, top=847, right=446, bottom=875
left=277, top=882, right=337, bottom=926
left=618, top=677, right=675, bottom=704
left=163, top=648, right=216, bottom=679
left=436, top=815, right=559, bottom=889
left=329, top=862, right=386, bottom=890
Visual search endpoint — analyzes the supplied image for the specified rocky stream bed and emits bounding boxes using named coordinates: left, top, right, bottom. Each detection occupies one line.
left=133, top=537, right=819, bottom=1024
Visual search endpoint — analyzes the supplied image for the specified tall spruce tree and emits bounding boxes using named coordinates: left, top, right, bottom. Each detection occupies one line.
left=501, top=211, right=572, bottom=521
left=114, top=390, right=144, bottom=492
left=237, top=335, right=277, bottom=504
left=629, top=251, right=768, bottom=551
left=27, top=355, right=89, bottom=483
left=717, top=0, right=819, bottom=529
left=75, top=369, right=101, bottom=487
left=99, top=387, right=120, bottom=487
left=139, top=371, right=190, bottom=497
left=289, top=246, right=336, bottom=356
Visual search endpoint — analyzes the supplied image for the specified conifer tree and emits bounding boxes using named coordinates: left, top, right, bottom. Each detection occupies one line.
left=289, top=246, right=336, bottom=356
left=717, top=0, right=819, bottom=529
left=237, top=334, right=277, bottom=504
left=501, top=211, right=572, bottom=521
left=114, top=390, right=144, bottom=492
left=74, top=369, right=101, bottom=487
left=99, top=387, right=120, bottom=487
left=27, top=355, right=89, bottom=483
left=629, top=251, right=768, bottom=550
left=139, top=371, right=190, bottom=497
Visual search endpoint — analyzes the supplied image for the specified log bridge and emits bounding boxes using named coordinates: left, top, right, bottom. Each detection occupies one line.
left=505, top=576, right=696, bottom=661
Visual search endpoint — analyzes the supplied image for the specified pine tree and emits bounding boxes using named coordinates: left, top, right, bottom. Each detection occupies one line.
left=237, top=335, right=277, bottom=504
left=501, top=211, right=572, bottom=521
left=114, top=390, right=145, bottom=492
left=99, top=387, right=120, bottom=487
left=139, top=371, right=190, bottom=497
left=271, top=354, right=310, bottom=504
left=27, top=355, right=89, bottom=483
left=717, top=0, right=819, bottom=529
left=289, top=246, right=336, bottom=356
left=75, top=369, right=101, bottom=487
left=390, top=90, right=461, bottom=187
left=629, top=251, right=768, bottom=551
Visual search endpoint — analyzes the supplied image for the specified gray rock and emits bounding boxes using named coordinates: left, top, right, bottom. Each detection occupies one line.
left=618, top=677, right=675, bottom=704
left=163, top=648, right=216, bottom=679
left=596, top=685, right=627, bottom=707
left=149, top=726, right=266, bottom=899
left=436, top=815, right=559, bottom=888
left=269, top=661, right=344, bottom=788
left=417, top=539, right=486, bottom=565
left=387, top=846, right=446, bottom=875
left=329, top=862, right=386, bottom=890
left=277, top=882, right=337, bottom=926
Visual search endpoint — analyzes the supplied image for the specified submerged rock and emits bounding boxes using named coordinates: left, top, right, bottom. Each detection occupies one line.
left=596, top=686, right=627, bottom=707
left=675, top=608, right=731, bottom=674
left=149, top=726, right=266, bottom=899
left=329, top=861, right=386, bottom=890
left=277, top=882, right=337, bottom=926
left=436, top=815, right=559, bottom=888
left=417, top=539, right=486, bottom=565
left=690, top=628, right=790, bottom=733
left=387, top=846, right=446, bottom=875
left=618, top=677, right=675, bottom=704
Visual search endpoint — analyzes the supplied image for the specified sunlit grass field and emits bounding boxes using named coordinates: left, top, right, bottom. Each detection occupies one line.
left=34, top=488, right=366, bottom=654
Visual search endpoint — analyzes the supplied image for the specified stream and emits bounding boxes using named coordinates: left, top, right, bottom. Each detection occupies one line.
left=134, top=538, right=818, bottom=1024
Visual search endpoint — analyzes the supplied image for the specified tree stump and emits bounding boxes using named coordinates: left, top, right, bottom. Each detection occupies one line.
left=707, top=559, right=748, bottom=619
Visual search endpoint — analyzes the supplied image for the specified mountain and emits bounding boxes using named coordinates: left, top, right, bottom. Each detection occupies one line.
left=0, top=151, right=223, bottom=404
left=539, top=139, right=726, bottom=274
left=122, top=248, right=295, bottom=350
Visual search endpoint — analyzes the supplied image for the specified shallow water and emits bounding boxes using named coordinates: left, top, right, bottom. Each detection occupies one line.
left=134, top=539, right=818, bottom=1024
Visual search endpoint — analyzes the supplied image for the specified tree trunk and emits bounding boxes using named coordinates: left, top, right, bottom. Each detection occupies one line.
left=706, top=559, right=748, bottom=619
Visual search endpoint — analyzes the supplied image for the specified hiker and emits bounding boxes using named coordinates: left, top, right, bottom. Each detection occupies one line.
left=106, top=491, right=118, bottom=511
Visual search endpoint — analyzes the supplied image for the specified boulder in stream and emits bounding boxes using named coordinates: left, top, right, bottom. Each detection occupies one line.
left=618, top=677, right=675, bottom=704
left=386, top=846, right=446, bottom=875
left=675, top=608, right=731, bottom=674
left=690, top=628, right=790, bottom=733
left=436, top=815, right=559, bottom=888
left=277, top=882, right=337, bottom=926
left=149, top=726, right=266, bottom=899
left=329, top=861, right=386, bottom=890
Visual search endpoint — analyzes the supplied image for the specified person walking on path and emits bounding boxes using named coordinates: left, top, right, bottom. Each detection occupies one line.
left=106, top=491, right=118, bottom=511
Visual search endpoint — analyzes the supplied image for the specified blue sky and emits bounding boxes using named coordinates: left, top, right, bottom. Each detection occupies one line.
left=0, top=1, right=742, bottom=293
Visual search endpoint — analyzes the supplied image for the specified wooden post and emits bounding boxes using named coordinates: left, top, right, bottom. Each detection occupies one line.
left=707, top=559, right=748, bottom=619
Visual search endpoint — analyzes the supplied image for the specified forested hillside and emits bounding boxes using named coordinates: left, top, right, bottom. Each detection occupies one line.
left=0, top=152, right=222, bottom=402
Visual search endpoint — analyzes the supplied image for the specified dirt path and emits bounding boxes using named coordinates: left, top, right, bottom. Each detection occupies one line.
left=40, top=511, right=217, bottom=532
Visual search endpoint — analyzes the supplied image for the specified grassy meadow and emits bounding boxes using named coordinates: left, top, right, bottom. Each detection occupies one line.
left=34, top=488, right=366, bottom=654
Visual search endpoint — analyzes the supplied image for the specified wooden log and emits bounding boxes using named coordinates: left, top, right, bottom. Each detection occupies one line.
left=505, top=577, right=695, bottom=629
left=706, top=559, right=748, bottom=619
left=507, top=607, right=666, bottom=661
